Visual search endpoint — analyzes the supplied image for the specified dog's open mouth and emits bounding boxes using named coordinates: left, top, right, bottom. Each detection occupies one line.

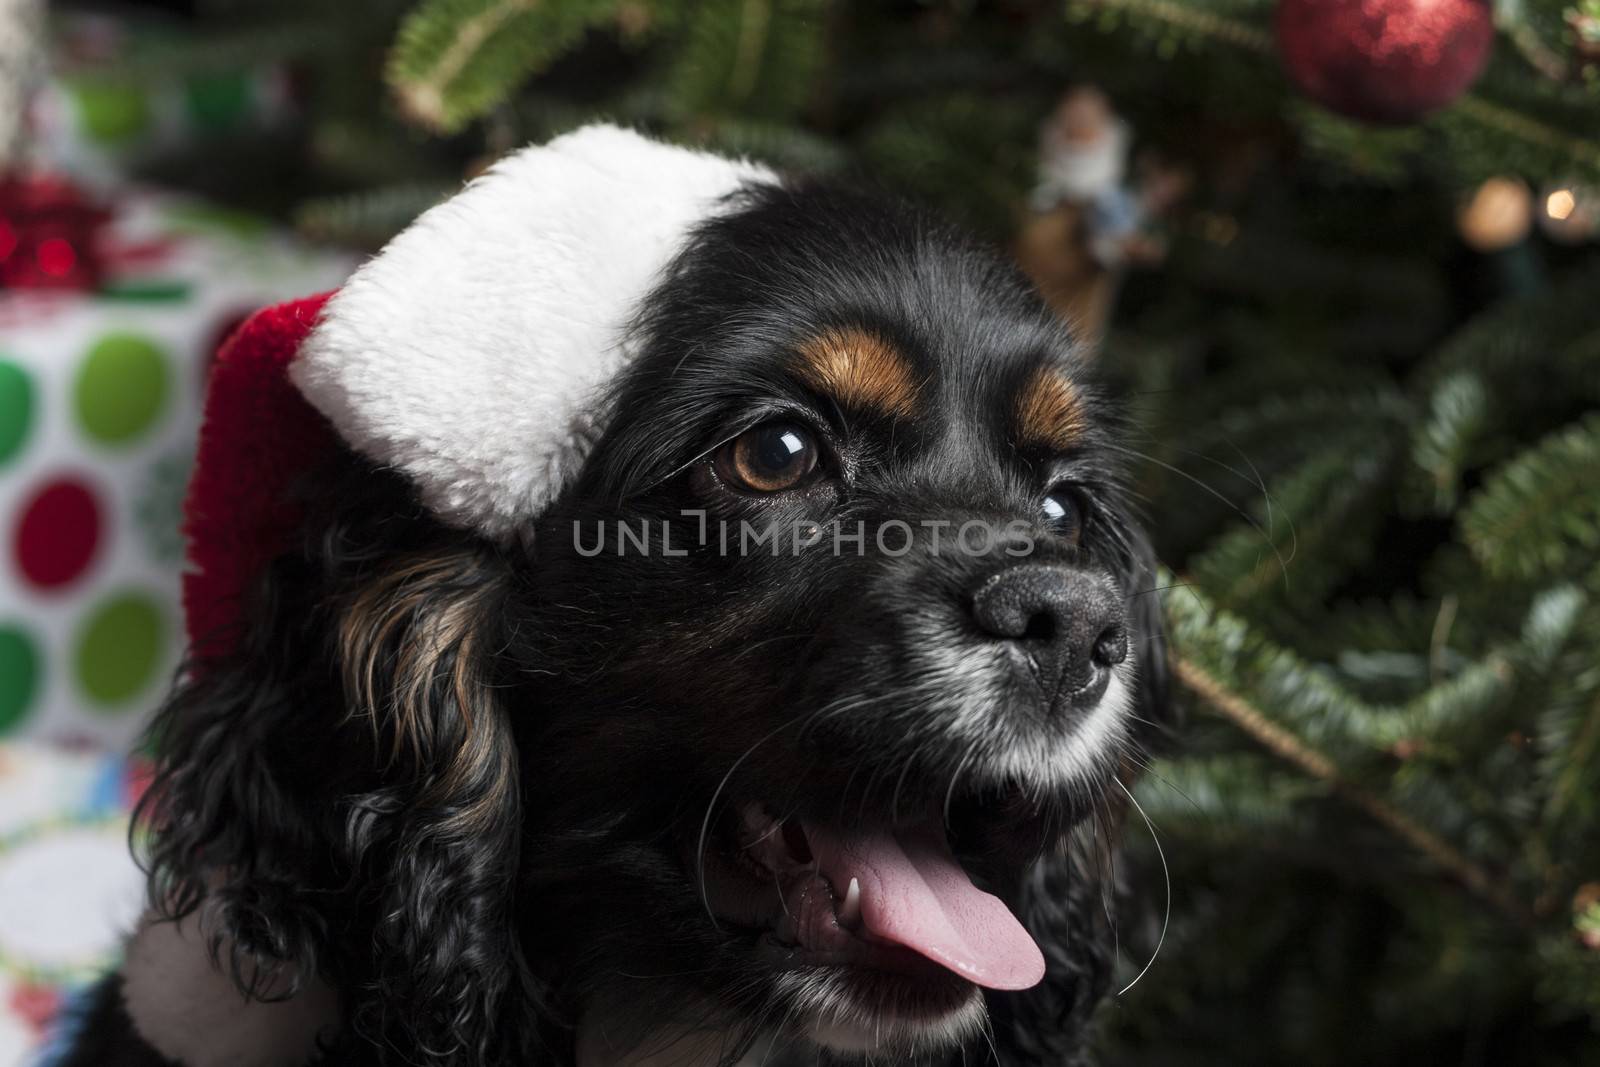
left=702, top=803, right=1046, bottom=996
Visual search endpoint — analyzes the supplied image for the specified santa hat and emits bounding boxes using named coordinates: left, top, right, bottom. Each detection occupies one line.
left=184, top=125, right=774, bottom=660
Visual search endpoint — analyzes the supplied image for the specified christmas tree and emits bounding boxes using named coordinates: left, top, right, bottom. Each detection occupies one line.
left=76, top=0, right=1600, bottom=1061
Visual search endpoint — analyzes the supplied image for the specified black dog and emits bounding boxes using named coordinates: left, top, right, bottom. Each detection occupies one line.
left=62, top=177, right=1170, bottom=1066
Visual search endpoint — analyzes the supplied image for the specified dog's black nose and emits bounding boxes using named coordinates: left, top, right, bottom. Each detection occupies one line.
left=970, top=565, right=1127, bottom=704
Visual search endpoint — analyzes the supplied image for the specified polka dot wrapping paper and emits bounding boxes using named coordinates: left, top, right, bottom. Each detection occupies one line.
left=0, top=188, right=352, bottom=750
left=0, top=741, right=146, bottom=1067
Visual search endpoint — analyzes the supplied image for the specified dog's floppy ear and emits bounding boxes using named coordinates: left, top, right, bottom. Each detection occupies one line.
left=330, top=540, right=532, bottom=1062
left=135, top=471, right=533, bottom=1066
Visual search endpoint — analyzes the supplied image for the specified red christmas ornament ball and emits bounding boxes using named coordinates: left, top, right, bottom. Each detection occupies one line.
left=1275, top=0, right=1496, bottom=124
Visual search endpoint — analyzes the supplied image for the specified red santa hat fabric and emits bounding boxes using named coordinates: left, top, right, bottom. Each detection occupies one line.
left=183, top=125, right=773, bottom=658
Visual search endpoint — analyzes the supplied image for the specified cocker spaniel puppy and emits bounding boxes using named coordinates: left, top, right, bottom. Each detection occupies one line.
left=60, top=125, right=1171, bottom=1067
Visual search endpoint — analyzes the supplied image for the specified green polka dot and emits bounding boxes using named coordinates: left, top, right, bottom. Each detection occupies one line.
left=75, top=334, right=170, bottom=446
left=0, top=627, right=41, bottom=732
left=0, top=360, right=33, bottom=466
left=71, top=80, right=153, bottom=144
left=75, top=593, right=165, bottom=709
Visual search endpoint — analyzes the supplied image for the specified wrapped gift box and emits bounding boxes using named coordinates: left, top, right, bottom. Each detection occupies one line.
left=0, top=741, right=145, bottom=1067
left=1, top=185, right=351, bottom=751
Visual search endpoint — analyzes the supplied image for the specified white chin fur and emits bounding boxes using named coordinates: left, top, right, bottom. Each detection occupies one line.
left=806, top=994, right=987, bottom=1057
left=576, top=981, right=985, bottom=1067
left=777, top=971, right=987, bottom=1058
left=965, top=660, right=1136, bottom=796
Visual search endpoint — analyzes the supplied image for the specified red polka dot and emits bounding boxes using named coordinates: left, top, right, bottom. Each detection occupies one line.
left=9, top=981, right=61, bottom=1032
left=14, top=477, right=102, bottom=589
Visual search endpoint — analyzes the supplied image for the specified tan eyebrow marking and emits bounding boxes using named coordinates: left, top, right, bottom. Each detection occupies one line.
left=793, top=327, right=920, bottom=420
left=1016, top=366, right=1086, bottom=451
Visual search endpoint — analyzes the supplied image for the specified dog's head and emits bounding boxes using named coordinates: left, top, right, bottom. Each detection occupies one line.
left=524, top=181, right=1169, bottom=1059
left=136, top=136, right=1170, bottom=1067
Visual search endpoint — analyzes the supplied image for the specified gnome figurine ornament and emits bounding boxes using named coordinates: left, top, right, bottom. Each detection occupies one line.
left=1016, top=87, right=1186, bottom=347
left=1028, top=86, right=1155, bottom=270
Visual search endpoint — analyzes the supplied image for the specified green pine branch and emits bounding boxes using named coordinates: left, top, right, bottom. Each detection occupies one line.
left=1408, top=370, right=1492, bottom=515
left=1460, top=413, right=1600, bottom=581
left=1419, top=266, right=1600, bottom=389
left=1131, top=753, right=1319, bottom=847
left=1164, top=576, right=1530, bottom=758
left=1190, top=431, right=1396, bottom=610
left=1280, top=595, right=1451, bottom=676
left=663, top=0, right=828, bottom=123
left=1171, top=651, right=1526, bottom=918
left=1530, top=586, right=1600, bottom=835
left=388, top=0, right=623, bottom=132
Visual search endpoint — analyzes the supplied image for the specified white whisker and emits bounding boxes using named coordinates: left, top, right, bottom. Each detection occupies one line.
left=1113, top=775, right=1171, bottom=997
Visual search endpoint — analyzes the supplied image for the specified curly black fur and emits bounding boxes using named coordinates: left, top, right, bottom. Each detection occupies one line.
left=116, top=459, right=541, bottom=1064
left=65, top=180, right=1173, bottom=1067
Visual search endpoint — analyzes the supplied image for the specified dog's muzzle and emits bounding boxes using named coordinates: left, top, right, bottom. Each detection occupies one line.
left=970, top=564, right=1129, bottom=709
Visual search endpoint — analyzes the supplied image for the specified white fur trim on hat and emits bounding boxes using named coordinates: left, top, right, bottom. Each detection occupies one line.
left=290, top=124, right=775, bottom=538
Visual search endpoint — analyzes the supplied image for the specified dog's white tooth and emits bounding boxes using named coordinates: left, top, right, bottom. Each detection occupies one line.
left=837, top=877, right=862, bottom=930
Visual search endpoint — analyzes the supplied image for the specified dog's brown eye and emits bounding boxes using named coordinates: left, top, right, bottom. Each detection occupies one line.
left=1042, top=487, right=1084, bottom=541
left=715, top=421, right=820, bottom=493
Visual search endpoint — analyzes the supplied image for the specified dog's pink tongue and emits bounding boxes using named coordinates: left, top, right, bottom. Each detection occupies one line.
left=803, top=822, right=1045, bottom=991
